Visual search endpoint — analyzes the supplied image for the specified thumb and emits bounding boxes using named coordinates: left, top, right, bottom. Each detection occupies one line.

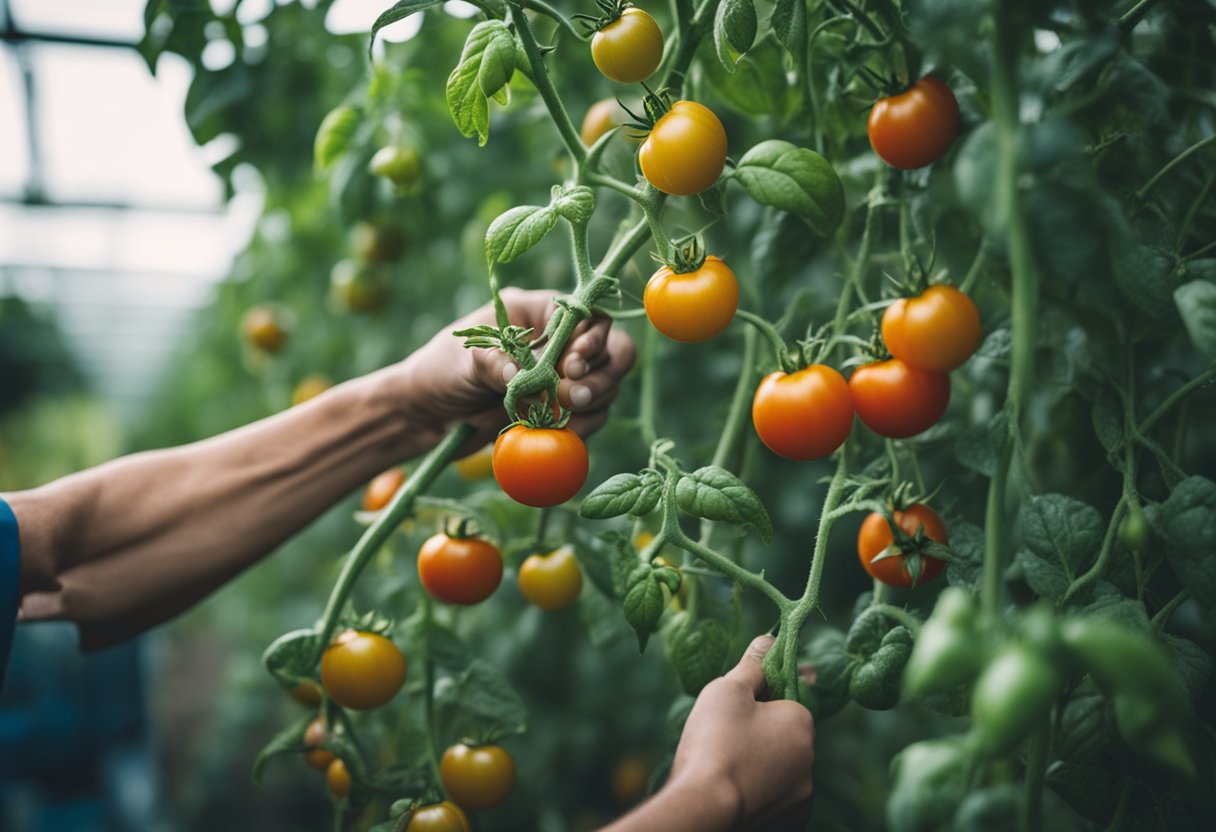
left=724, top=634, right=776, bottom=697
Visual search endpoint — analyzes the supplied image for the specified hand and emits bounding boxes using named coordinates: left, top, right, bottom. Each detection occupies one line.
left=389, top=288, right=635, bottom=450
left=669, top=635, right=815, bottom=830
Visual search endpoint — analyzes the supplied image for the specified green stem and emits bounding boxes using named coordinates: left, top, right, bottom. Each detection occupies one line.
left=829, top=0, right=887, bottom=42
left=1176, top=173, right=1215, bottom=248
left=508, top=1, right=586, bottom=165
left=1023, top=720, right=1050, bottom=832
left=641, top=185, right=671, bottom=261
left=1181, top=239, right=1216, bottom=262
left=831, top=179, right=884, bottom=356
left=586, top=172, right=646, bottom=203
left=959, top=237, right=990, bottom=295
left=1135, top=134, right=1216, bottom=200
left=571, top=220, right=594, bottom=289
left=867, top=603, right=923, bottom=634
left=669, top=528, right=792, bottom=612
left=982, top=443, right=1011, bottom=622
left=735, top=309, right=791, bottom=369
left=659, top=0, right=716, bottom=95
left=1064, top=496, right=1128, bottom=604
left=313, top=424, right=475, bottom=655
left=800, top=447, right=851, bottom=613
left=521, top=0, right=584, bottom=40
left=1118, top=0, right=1163, bottom=34
left=639, top=324, right=659, bottom=446
left=1139, top=363, right=1216, bottom=435
left=1151, top=589, right=1189, bottom=629
left=711, top=326, right=759, bottom=471
left=599, top=216, right=652, bottom=276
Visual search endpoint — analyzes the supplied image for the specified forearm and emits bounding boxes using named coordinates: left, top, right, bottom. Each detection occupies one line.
left=6, top=366, right=427, bottom=648
left=600, top=774, right=742, bottom=832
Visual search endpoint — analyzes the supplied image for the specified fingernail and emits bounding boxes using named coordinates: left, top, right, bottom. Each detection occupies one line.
left=751, top=634, right=776, bottom=653
left=565, top=355, right=587, bottom=379
left=570, top=385, right=592, bottom=407
left=501, top=363, right=518, bottom=383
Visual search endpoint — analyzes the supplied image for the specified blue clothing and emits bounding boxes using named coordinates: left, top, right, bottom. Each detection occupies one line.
left=0, top=497, right=18, bottom=693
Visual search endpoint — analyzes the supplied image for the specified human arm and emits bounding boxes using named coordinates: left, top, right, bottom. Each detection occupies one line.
left=4, top=288, right=634, bottom=650
left=600, top=636, right=815, bottom=832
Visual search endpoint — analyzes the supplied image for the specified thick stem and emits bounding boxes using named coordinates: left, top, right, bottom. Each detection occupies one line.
left=639, top=324, right=660, bottom=446
left=1023, top=720, right=1050, bottom=832
left=598, top=216, right=652, bottom=276
left=509, top=2, right=586, bottom=165
left=571, top=220, right=594, bottom=289
left=313, top=424, right=475, bottom=654
left=982, top=443, right=1011, bottom=622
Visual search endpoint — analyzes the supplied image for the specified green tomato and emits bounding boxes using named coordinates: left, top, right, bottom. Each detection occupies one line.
left=970, top=644, right=1061, bottom=756
left=369, top=145, right=422, bottom=189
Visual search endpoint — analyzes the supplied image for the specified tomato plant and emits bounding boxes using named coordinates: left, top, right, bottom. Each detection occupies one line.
left=493, top=424, right=588, bottom=507
left=439, top=743, right=516, bottom=810
left=638, top=100, right=728, bottom=196
left=416, top=532, right=503, bottom=605
left=856, top=504, right=949, bottom=588
left=849, top=358, right=950, bottom=439
left=751, top=365, right=854, bottom=460
left=588, top=4, right=663, bottom=85
left=867, top=76, right=960, bottom=170
left=517, top=546, right=583, bottom=611
left=319, top=629, right=407, bottom=711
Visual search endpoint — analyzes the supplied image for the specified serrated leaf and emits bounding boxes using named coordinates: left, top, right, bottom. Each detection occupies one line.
left=314, top=105, right=362, bottom=172
left=623, top=568, right=666, bottom=652
left=446, top=21, right=514, bottom=146
left=714, top=0, right=758, bottom=70
left=580, top=473, right=648, bottom=519
left=435, top=659, right=527, bottom=744
left=484, top=204, right=558, bottom=272
left=1175, top=280, right=1216, bottom=358
left=734, top=140, right=844, bottom=236
left=252, top=712, right=314, bottom=786
left=675, top=466, right=772, bottom=543
left=551, top=184, right=596, bottom=224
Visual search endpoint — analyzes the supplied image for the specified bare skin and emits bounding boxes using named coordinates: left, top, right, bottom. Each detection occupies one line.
left=600, top=636, right=816, bottom=832
left=3, top=288, right=634, bottom=649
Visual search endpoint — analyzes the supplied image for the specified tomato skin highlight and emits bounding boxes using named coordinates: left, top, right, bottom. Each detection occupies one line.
left=406, top=802, right=472, bottom=832
left=644, top=256, right=738, bottom=343
left=857, top=504, right=948, bottom=588
left=518, top=546, right=583, bottom=610
left=867, top=76, right=960, bottom=170
left=751, top=365, right=854, bottom=460
left=439, top=743, right=516, bottom=810
left=638, top=101, right=727, bottom=196
left=326, top=758, right=351, bottom=798
left=590, top=8, right=663, bottom=84
left=849, top=358, right=950, bottom=439
left=362, top=468, right=406, bottom=512
left=493, top=424, right=589, bottom=507
left=882, top=285, right=981, bottom=373
left=320, top=630, right=407, bottom=711
left=417, top=533, right=504, bottom=605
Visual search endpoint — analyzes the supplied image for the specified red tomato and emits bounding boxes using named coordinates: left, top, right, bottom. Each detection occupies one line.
left=752, top=365, right=855, bottom=460
left=882, top=285, right=981, bottom=373
left=417, top=533, right=503, bottom=605
left=638, top=101, right=727, bottom=196
left=867, top=76, right=960, bottom=170
left=857, top=504, right=948, bottom=587
left=849, top=359, right=949, bottom=438
left=320, top=630, right=407, bottom=710
left=493, top=424, right=589, bottom=507
left=644, top=256, right=738, bottom=342
left=362, top=468, right=406, bottom=512
left=439, top=743, right=516, bottom=810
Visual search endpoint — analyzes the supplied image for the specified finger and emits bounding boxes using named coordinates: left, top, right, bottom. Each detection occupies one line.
left=560, top=316, right=612, bottom=379
left=471, top=347, right=520, bottom=395
left=567, top=410, right=608, bottom=438
left=724, top=634, right=776, bottom=697
left=558, top=329, right=634, bottom=410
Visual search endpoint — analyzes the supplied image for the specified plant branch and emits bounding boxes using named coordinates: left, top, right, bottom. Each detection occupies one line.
left=1136, top=134, right=1216, bottom=200
left=1139, top=363, right=1216, bottom=435
left=509, top=1, right=586, bottom=165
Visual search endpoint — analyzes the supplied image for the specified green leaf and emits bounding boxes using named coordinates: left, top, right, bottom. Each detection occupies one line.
left=435, top=658, right=527, bottom=745
left=446, top=21, right=514, bottom=146
left=550, top=184, right=596, bottom=224
left=578, top=580, right=630, bottom=648
left=1019, top=494, right=1105, bottom=579
left=667, top=614, right=729, bottom=695
left=946, top=521, right=985, bottom=589
left=953, top=785, right=1022, bottom=832
left=1160, top=633, right=1213, bottom=701
left=476, top=23, right=517, bottom=99
left=1091, top=389, right=1124, bottom=455
left=609, top=533, right=642, bottom=599
left=675, top=466, right=773, bottom=543
left=801, top=628, right=854, bottom=720
left=1146, top=476, right=1216, bottom=608
left=313, top=105, right=362, bottom=172
left=1046, top=761, right=1117, bottom=825
left=700, top=35, right=799, bottom=119
left=1174, top=280, right=1216, bottom=359
left=580, top=472, right=660, bottom=519
left=484, top=204, right=558, bottom=273
left=713, top=0, right=758, bottom=70
left=370, top=1, right=445, bottom=53
left=734, top=140, right=844, bottom=236
left=623, top=566, right=667, bottom=652
left=769, top=0, right=807, bottom=62
left=251, top=712, right=315, bottom=787
left=262, top=628, right=320, bottom=685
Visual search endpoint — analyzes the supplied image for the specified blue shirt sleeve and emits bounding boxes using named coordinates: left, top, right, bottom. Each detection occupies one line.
left=0, top=496, right=20, bottom=693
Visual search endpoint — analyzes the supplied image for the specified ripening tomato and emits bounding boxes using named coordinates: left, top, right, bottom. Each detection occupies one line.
left=518, top=546, right=583, bottom=611
left=320, top=630, right=407, bottom=710
left=591, top=7, right=663, bottom=84
left=581, top=98, right=624, bottom=147
left=362, top=468, right=406, bottom=512
left=291, top=375, right=332, bottom=406
left=440, top=743, right=516, bottom=810
left=752, top=366, right=854, bottom=460
left=882, top=285, right=981, bottom=373
left=304, top=716, right=336, bottom=771
left=331, top=259, right=390, bottom=313
left=369, top=144, right=421, bottom=189
left=644, top=256, right=738, bottom=342
left=867, top=76, right=960, bottom=170
left=326, top=758, right=351, bottom=798
left=243, top=306, right=288, bottom=353
left=638, top=101, right=727, bottom=196
left=849, top=359, right=949, bottom=438
left=406, top=802, right=471, bottom=832
left=857, top=504, right=948, bottom=587
left=454, top=445, right=495, bottom=480
left=417, top=533, right=503, bottom=605
left=493, top=424, right=589, bottom=507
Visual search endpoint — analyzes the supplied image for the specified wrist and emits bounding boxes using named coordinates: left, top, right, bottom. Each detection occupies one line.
left=663, top=769, right=744, bottom=829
